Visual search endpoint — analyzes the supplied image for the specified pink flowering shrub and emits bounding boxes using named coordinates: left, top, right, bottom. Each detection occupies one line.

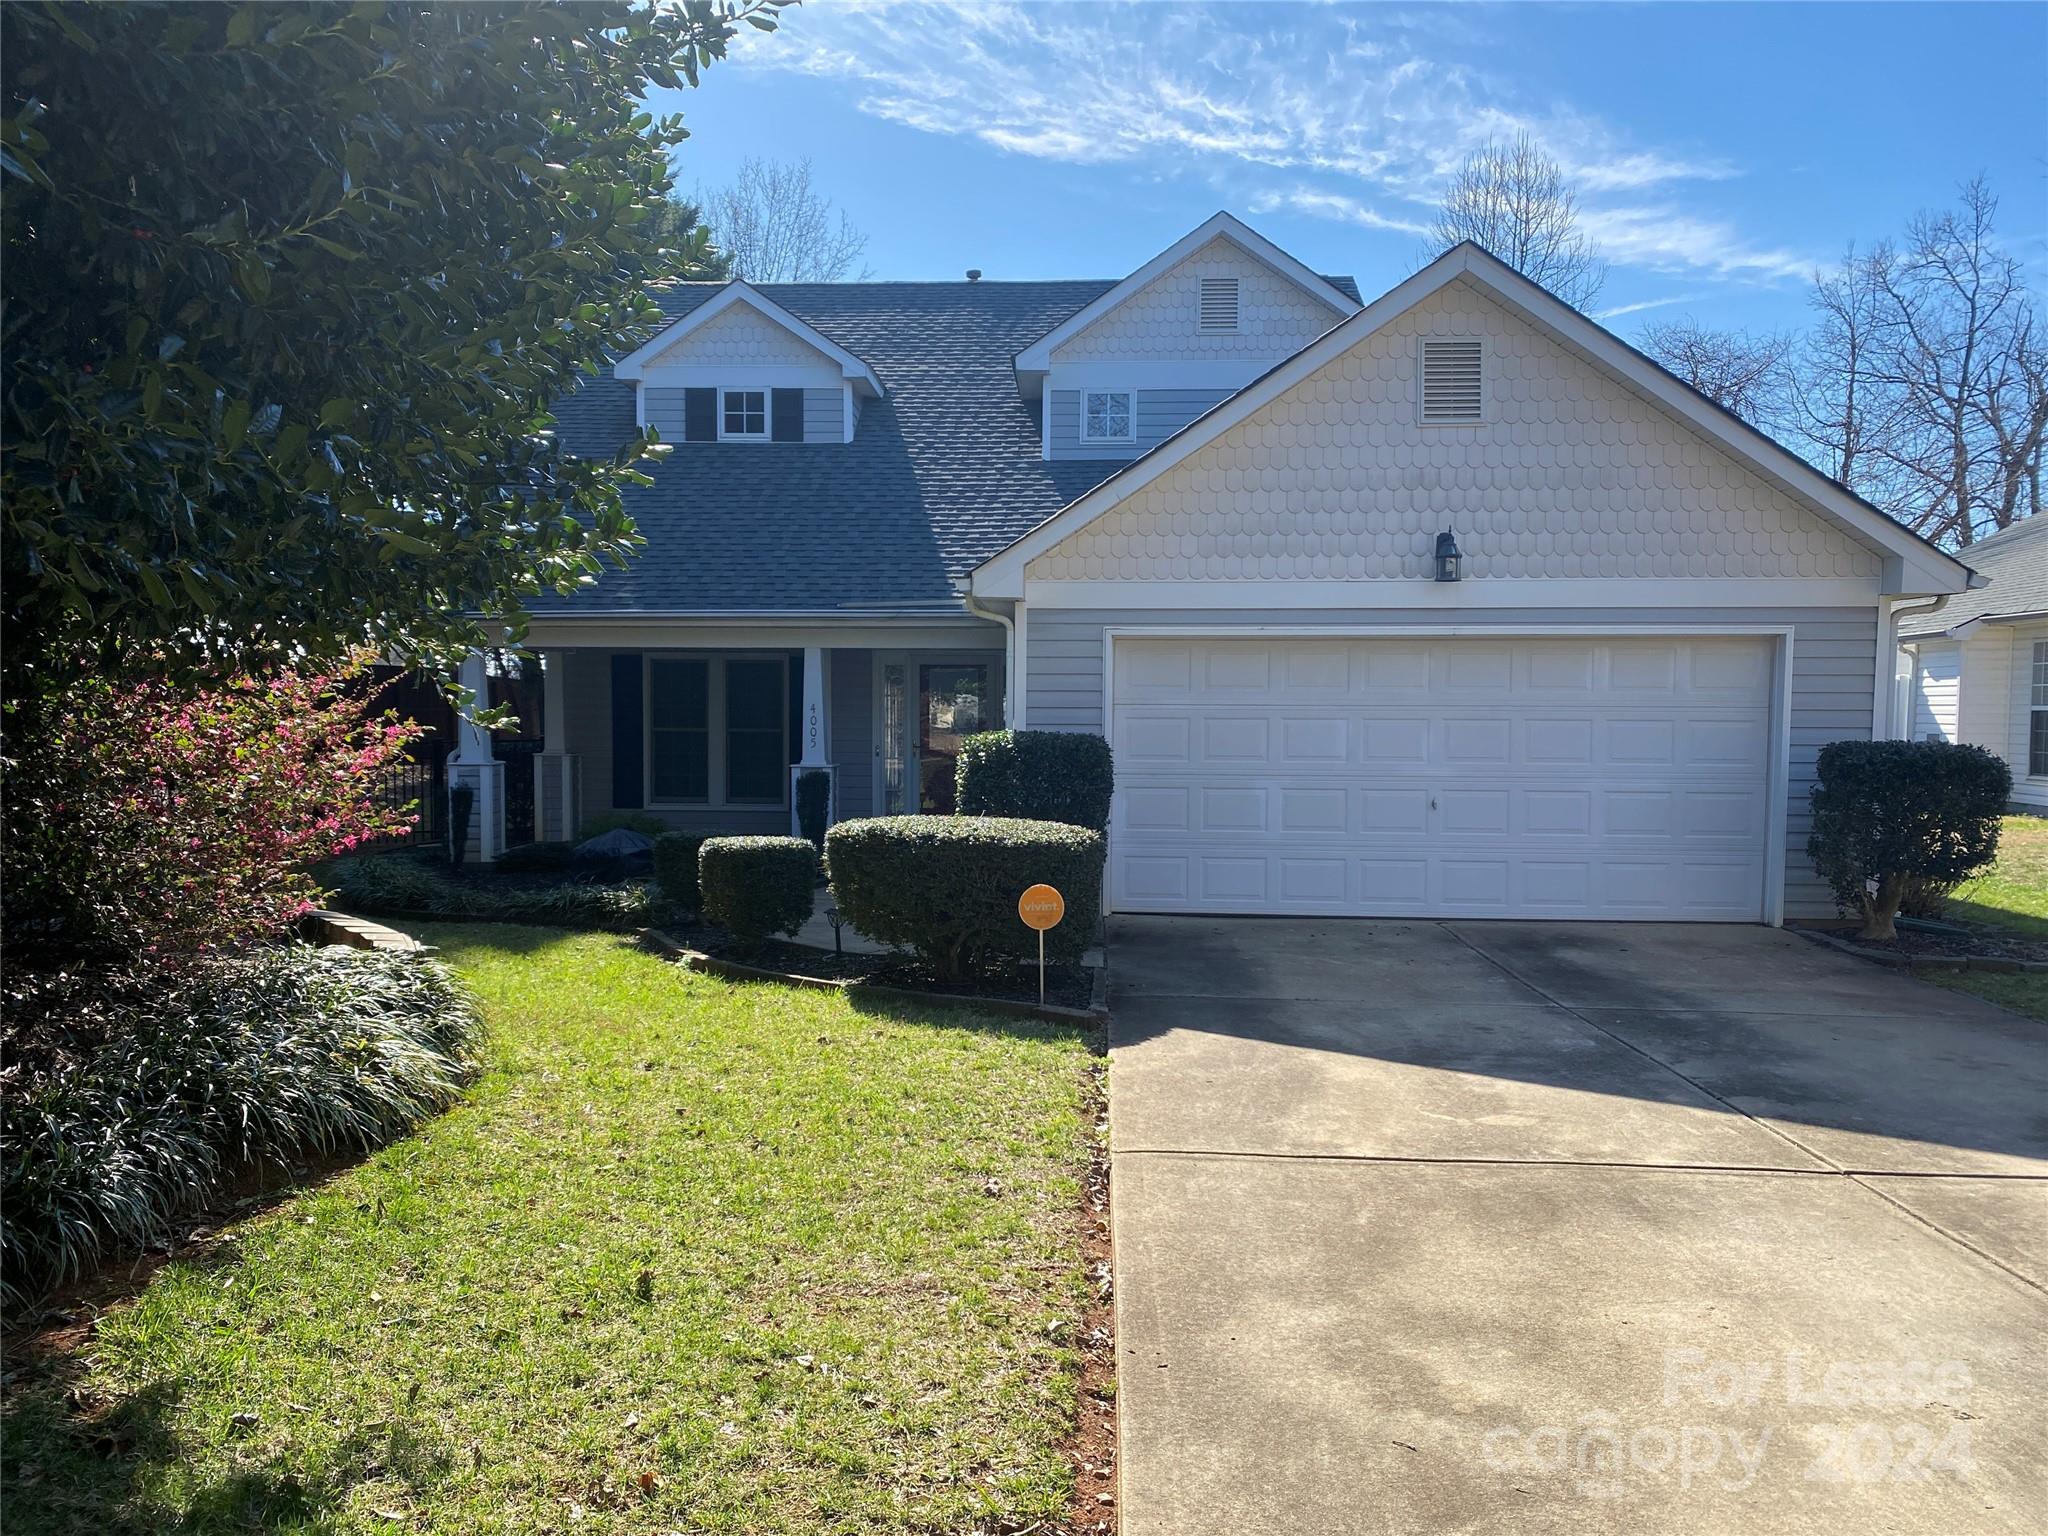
left=3, top=656, right=421, bottom=963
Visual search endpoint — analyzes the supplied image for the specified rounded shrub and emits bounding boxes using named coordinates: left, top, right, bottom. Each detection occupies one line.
left=826, top=815, right=1104, bottom=977
left=954, top=730, right=1114, bottom=832
left=652, top=832, right=709, bottom=910
left=699, top=836, right=816, bottom=949
left=1807, top=739, right=2010, bottom=940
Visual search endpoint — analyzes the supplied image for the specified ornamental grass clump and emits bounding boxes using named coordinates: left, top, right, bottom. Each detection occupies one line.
left=1, top=945, right=480, bottom=1313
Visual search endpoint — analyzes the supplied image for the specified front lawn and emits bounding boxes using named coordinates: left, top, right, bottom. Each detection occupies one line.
left=3, top=925, right=1099, bottom=1534
left=1928, top=814, right=2048, bottom=1021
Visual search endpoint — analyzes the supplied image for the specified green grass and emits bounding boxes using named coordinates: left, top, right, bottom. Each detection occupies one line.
left=1925, top=815, right=2048, bottom=1021
left=3, top=925, right=1099, bottom=1535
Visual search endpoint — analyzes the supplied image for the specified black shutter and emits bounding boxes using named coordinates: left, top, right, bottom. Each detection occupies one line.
left=771, top=388, right=805, bottom=442
left=610, top=652, right=644, bottom=808
left=682, top=388, right=716, bottom=443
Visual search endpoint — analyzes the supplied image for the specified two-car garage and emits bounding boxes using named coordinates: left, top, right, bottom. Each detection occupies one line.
left=1107, top=633, right=1781, bottom=922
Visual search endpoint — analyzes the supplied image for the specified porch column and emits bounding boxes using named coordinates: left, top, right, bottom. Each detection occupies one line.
left=538, top=650, right=580, bottom=842
left=448, top=650, right=506, bottom=864
left=791, top=645, right=834, bottom=837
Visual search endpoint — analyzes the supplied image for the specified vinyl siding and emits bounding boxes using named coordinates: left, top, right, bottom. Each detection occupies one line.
left=2004, top=623, right=2048, bottom=805
left=1022, top=604, right=1880, bottom=922
left=1047, top=388, right=1234, bottom=460
left=804, top=388, right=843, bottom=442
left=1909, top=641, right=1962, bottom=743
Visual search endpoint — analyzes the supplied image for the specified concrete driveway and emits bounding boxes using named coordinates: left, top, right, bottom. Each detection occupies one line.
left=1108, top=918, right=2048, bottom=1535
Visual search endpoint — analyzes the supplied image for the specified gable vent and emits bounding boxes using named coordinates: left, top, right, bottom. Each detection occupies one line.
left=1199, top=276, right=1240, bottom=333
left=1420, top=338, right=1484, bottom=424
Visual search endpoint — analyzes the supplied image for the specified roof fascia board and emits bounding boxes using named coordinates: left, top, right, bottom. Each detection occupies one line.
left=1013, top=212, right=1360, bottom=375
left=975, top=244, right=1973, bottom=599
left=614, top=282, right=882, bottom=395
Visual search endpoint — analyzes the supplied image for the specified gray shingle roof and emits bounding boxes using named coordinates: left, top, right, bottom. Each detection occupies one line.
left=1896, top=516, right=2046, bottom=635
left=536, top=275, right=1361, bottom=614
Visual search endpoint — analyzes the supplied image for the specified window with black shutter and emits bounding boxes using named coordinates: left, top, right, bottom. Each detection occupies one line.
left=682, top=388, right=717, bottom=442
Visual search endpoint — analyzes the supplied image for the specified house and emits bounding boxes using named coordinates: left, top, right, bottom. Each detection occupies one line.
left=464, top=212, right=1977, bottom=924
left=1895, top=515, right=2047, bottom=810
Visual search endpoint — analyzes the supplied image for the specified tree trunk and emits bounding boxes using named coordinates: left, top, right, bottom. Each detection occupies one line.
left=1856, top=873, right=1907, bottom=942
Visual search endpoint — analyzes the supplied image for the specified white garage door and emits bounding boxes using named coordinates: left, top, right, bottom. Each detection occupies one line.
left=1110, top=635, right=1777, bottom=921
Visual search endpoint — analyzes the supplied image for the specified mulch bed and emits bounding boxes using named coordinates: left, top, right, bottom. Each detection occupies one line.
left=1856, top=926, right=2048, bottom=964
left=1061, top=1063, right=1118, bottom=1536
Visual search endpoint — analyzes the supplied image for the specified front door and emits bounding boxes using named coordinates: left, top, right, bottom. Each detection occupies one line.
left=878, top=656, right=998, bottom=814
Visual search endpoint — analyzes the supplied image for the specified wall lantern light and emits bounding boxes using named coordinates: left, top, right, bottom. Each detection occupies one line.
left=1434, top=529, right=1463, bottom=583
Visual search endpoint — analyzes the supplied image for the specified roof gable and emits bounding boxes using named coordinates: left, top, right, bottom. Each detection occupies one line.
left=1021, top=276, right=1882, bottom=590
left=975, top=243, right=1974, bottom=599
left=1014, top=212, right=1359, bottom=375
left=614, top=281, right=882, bottom=395
left=1897, top=516, right=2046, bottom=635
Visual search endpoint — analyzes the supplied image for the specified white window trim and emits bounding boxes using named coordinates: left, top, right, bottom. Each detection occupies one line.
left=1080, top=387, right=1137, bottom=445
left=1416, top=335, right=1488, bottom=428
left=645, top=653, right=790, bottom=809
left=718, top=387, right=771, bottom=442
left=2029, top=637, right=2048, bottom=779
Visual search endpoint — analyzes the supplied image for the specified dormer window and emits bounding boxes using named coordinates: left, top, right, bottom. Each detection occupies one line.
left=1081, top=389, right=1135, bottom=444
left=1199, top=276, right=1240, bottom=333
left=720, top=388, right=768, bottom=440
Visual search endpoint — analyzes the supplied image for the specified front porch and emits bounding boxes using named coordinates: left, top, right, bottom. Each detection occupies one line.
left=447, top=618, right=1008, bottom=861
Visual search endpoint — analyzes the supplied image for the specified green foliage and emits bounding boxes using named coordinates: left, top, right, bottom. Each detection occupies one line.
left=652, top=831, right=709, bottom=910
left=699, top=836, right=815, bottom=950
left=2, top=944, right=479, bottom=1312
left=324, top=855, right=653, bottom=930
left=0, top=0, right=783, bottom=689
left=448, top=783, right=476, bottom=869
left=577, top=810, right=668, bottom=842
left=492, top=840, right=578, bottom=875
left=955, top=730, right=1115, bottom=832
left=796, top=768, right=832, bottom=851
left=827, top=816, right=1104, bottom=977
left=1, top=654, right=418, bottom=965
left=1808, top=740, right=2011, bottom=939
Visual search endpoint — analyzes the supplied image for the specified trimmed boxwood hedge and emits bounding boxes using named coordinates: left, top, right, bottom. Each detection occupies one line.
left=699, top=836, right=815, bottom=949
left=826, top=815, right=1104, bottom=977
left=1807, top=738, right=2010, bottom=939
left=954, top=730, right=1114, bottom=832
left=652, top=831, right=709, bottom=910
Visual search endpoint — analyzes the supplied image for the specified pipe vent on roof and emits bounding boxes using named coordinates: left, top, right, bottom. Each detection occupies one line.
left=1198, top=276, right=1240, bottom=333
left=1420, top=338, right=1484, bottom=424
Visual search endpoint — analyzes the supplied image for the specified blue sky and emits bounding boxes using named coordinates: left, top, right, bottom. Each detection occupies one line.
left=651, top=1, right=2047, bottom=338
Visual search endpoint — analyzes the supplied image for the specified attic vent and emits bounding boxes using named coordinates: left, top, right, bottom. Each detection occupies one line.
left=1420, top=338, right=1484, bottom=424
left=1199, top=276, right=1240, bottom=333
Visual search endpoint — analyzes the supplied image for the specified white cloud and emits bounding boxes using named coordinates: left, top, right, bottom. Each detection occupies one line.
left=729, top=1, right=1808, bottom=284
left=1593, top=293, right=1708, bottom=321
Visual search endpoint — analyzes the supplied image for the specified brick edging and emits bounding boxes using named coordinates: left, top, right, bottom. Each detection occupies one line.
left=1793, top=926, right=2048, bottom=974
left=642, top=928, right=1110, bottom=1027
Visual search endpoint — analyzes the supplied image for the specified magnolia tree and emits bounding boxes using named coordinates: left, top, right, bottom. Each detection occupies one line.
left=3, top=659, right=421, bottom=963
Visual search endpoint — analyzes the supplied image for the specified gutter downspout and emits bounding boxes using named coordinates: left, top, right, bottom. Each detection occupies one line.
left=963, top=590, right=1019, bottom=730
left=1888, top=593, right=1953, bottom=743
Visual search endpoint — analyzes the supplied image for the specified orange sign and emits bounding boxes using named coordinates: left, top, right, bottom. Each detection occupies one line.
left=1018, top=884, right=1065, bottom=931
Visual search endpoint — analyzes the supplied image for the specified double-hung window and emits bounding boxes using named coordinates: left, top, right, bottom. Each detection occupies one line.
left=649, top=660, right=710, bottom=802
left=1081, top=388, right=1135, bottom=444
left=720, top=388, right=768, bottom=440
left=648, top=657, right=788, bottom=805
left=2030, top=639, right=2048, bottom=778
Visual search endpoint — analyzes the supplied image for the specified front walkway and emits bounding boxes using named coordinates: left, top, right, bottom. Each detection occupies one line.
left=1108, top=917, right=2048, bottom=1534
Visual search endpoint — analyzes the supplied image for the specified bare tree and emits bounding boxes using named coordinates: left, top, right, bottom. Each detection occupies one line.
left=1639, top=318, right=1793, bottom=426
left=1427, top=132, right=1605, bottom=310
left=1784, top=244, right=1906, bottom=497
left=699, top=157, right=868, bottom=283
left=1861, top=178, right=2043, bottom=545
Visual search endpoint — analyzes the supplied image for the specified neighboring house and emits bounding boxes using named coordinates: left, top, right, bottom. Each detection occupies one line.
left=467, top=211, right=1976, bottom=925
left=1895, top=515, right=2047, bottom=810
